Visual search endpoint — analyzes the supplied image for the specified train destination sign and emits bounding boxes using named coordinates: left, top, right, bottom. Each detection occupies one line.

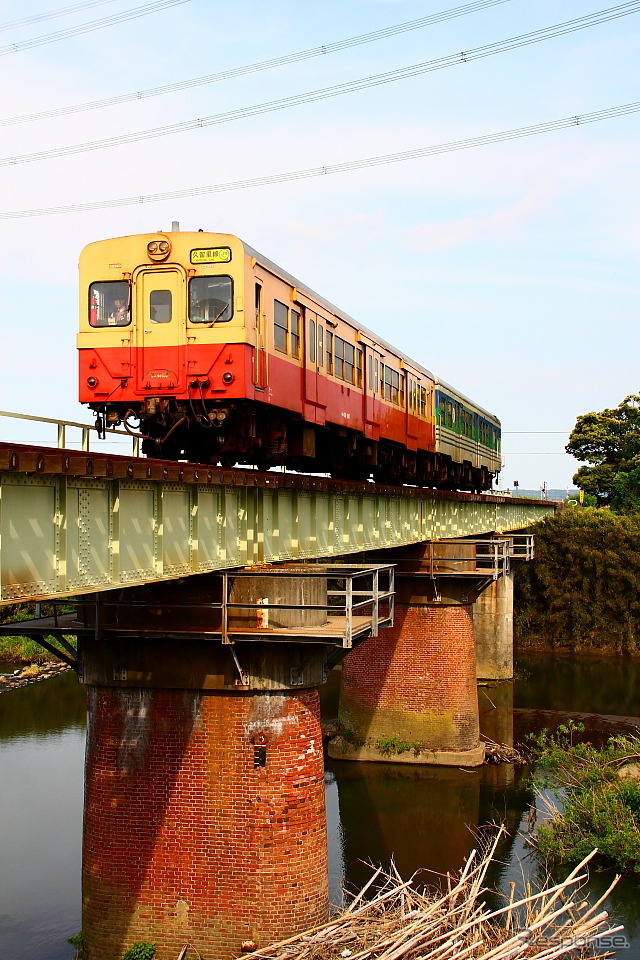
left=190, top=247, right=232, bottom=264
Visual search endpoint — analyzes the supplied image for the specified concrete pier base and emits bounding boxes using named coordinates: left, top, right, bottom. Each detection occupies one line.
left=473, top=570, right=514, bottom=680
left=329, top=602, right=483, bottom=767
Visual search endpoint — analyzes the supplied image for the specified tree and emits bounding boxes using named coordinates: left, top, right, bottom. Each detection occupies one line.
left=565, top=394, right=640, bottom=505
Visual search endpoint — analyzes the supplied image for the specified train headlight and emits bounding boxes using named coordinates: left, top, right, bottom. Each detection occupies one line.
left=87, top=376, right=99, bottom=388
left=147, top=237, right=171, bottom=261
left=222, top=372, right=235, bottom=385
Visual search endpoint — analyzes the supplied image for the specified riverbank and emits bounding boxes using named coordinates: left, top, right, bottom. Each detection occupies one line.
left=0, top=660, right=71, bottom=693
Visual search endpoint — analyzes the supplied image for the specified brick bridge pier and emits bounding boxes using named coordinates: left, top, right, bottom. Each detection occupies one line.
left=78, top=573, right=335, bottom=960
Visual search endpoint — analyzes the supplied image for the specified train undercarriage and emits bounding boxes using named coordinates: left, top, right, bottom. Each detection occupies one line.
left=94, top=397, right=492, bottom=492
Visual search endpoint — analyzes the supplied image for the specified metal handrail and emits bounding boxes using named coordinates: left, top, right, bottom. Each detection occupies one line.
left=0, top=409, right=140, bottom=456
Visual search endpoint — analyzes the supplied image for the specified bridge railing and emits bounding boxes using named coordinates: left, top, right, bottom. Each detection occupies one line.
left=0, top=410, right=140, bottom=456
left=0, top=564, right=396, bottom=654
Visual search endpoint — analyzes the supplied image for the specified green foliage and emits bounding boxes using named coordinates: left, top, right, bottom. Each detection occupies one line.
left=566, top=394, right=640, bottom=505
left=564, top=492, right=597, bottom=508
left=611, top=465, right=640, bottom=515
left=514, top=508, right=640, bottom=653
left=529, top=730, right=640, bottom=874
left=120, top=943, right=156, bottom=960
left=67, top=932, right=84, bottom=959
left=375, top=735, right=415, bottom=756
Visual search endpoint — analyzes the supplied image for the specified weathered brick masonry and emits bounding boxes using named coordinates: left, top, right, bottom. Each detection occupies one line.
left=337, top=603, right=480, bottom=760
left=83, top=686, right=328, bottom=960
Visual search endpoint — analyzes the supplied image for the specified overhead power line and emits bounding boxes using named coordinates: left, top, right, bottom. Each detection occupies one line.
left=0, top=0, right=511, bottom=126
left=2, top=1, right=638, bottom=166
left=0, top=0, right=191, bottom=56
left=2, top=100, right=637, bottom=219
left=0, top=0, right=118, bottom=32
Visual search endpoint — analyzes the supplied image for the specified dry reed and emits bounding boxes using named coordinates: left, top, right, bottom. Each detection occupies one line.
left=244, top=828, right=622, bottom=960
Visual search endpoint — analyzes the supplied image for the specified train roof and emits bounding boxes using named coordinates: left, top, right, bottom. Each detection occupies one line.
left=242, top=238, right=501, bottom=429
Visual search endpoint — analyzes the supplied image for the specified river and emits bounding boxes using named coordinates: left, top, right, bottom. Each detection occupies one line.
left=1, top=653, right=639, bottom=960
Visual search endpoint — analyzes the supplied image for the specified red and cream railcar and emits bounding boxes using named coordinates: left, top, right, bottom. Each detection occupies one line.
left=78, top=229, right=500, bottom=489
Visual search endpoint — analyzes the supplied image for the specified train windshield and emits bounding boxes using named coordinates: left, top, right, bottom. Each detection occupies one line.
left=89, top=281, right=130, bottom=327
left=189, top=276, right=233, bottom=323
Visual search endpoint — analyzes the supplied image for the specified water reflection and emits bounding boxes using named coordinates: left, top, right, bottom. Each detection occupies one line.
left=2, top=657, right=640, bottom=959
left=0, top=673, right=86, bottom=960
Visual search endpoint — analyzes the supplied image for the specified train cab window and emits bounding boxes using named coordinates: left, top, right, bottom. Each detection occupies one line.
left=317, top=325, right=324, bottom=367
left=374, top=359, right=379, bottom=393
left=89, top=281, right=130, bottom=327
left=356, top=349, right=363, bottom=388
left=399, top=374, right=405, bottom=406
left=290, top=309, right=300, bottom=358
left=189, top=276, right=233, bottom=323
left=309, top=319, right=316, bottom=363
left=326, top=330, right=333, bottom=373
left=420, top=386, right=427, bottom=417
left=150, top=289, right=172, bottom=323
left=274, top=300, right=288, bottom=353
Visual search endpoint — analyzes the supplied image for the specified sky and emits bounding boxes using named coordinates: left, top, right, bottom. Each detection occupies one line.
left=0, top=0, right=638, bottom=490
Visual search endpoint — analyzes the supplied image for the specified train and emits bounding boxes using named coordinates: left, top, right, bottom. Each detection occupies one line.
left=78, top=228, right=501, bottom=490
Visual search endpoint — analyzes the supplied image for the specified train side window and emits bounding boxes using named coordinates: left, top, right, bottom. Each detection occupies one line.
left=317, top=325, right=324, bottom=367
left=384, top=365, right=392, bottom=402
left=89, top=281, right=130, bottom=327
left=334, top=337, right=344, bottom=379
left=356, top=349, right=363, bottom=388
left=326, top=330, right=333, bottom=373
left=309, top=319, right=316, bottom=362
left=150, top=289, right=172, bottom=323
left=392, top=370, right=400, bottom=404
left=344, top=343, right=355, bottom=384
left=290, top=309, right=300, bottom=358
left=274, top=300, right=288, bottom=353
left=189, top=276, right=233, bottom=323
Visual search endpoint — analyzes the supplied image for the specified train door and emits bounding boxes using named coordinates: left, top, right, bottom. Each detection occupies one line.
left=303, top=309, right=327, bottom=425
left=252, top=280, right=267, bottom=389
left=134, top=267, right=187, bottom=394
left=303, top=309, right=318, bottom=419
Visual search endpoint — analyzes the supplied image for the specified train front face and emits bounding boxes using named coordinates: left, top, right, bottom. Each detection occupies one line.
left=77, top=230, right=253, bottom=459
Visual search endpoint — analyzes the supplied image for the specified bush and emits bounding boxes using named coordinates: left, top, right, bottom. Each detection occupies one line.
left=530, top=729, right=640, bottom=874
left=515, top=509, right=640, bottom=653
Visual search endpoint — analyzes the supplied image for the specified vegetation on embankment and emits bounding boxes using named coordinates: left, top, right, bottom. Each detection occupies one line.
left=0, top=603, right=75, bottom=663
left=515, top=508, right=640, bottom=655
left=529, top=724, right=640, bottom=874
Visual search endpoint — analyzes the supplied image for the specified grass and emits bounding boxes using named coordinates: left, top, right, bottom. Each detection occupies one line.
left=0, top=602, right=77, bottom=664
left=0, top=635, right=56, bottom=664
left=528, top=723, right=640, bottom=874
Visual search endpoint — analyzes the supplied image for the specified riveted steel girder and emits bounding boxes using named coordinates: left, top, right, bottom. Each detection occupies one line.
left=0, top=468, right=553, bottom=604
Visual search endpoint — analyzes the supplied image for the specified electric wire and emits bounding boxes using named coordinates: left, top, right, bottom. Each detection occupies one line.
left=0, top=0, right=192, bottom=56
left=2, top=100, right=637, bottom=219
left=0, top=0, right=118, bottom=32
left=2, top=1, right=638, bottom=165
left=0, top=0, right=511, bottom=126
